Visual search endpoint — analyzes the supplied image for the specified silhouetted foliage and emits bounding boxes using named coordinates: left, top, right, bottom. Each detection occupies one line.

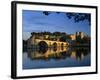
left=60, top=36, right=67, bottom=42
left=82, top=36, right=91, bottom=43
left=53, top=32, right=61, bottom=36
left=76, top=36, right=90, bottom=44
left=43, top=11, right=91, bottom=25
left=66, top=13, right=91, bottom=25
left=23, top=40, right=27, bottom=45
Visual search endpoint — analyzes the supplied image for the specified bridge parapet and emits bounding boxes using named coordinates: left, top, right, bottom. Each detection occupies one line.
left=28, top=38, right=69, bottom=48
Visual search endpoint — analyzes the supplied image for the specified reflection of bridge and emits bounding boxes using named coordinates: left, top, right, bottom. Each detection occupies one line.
left=27, top=47, right=89, bottom=61
left=28, top=38, right=69, bottom=48
left=28, top=47, right=69, bottom=59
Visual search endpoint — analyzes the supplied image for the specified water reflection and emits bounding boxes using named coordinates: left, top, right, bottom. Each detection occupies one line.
left=26, top=47, right=90, bottom=61
left=23, top=47, right=90, bottom=69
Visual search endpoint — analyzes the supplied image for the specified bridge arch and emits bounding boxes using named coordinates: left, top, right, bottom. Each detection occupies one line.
left=38, top=41, right=48, bottom=48
left=52, top=42, right=57, bottom=48
left=38, top=41, right=48, bottom=54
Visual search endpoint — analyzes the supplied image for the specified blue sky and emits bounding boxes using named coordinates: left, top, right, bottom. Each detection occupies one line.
left=22, top=10, right=90, bottom=40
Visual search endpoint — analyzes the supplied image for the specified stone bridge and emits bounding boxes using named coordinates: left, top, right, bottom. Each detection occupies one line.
left=28, top=38, right=69, bottom=48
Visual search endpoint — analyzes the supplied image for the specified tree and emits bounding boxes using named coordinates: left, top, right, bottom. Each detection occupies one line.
left=66, top=13, right=91, bottom=25
left=42, top=11, right=91, bottom=25
left=76, top=36, right=90, bottom=44
left=61, top=32, right=67, bottom=36
left=53, top=32, right=61, bottom=36
left=31, top=32, right=36, bottom=35
left=76, top=36, right=82, bottom=43
left=66, top=35, right=71, bottom=40
left=60, top=36, right=67, bottom=42
left=82, top=36, right=90, bottom=44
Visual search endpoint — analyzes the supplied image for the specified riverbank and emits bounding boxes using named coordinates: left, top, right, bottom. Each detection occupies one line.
left=70, top=44, right=90, bottom=47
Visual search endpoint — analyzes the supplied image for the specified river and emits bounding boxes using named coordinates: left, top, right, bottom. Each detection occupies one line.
left=23, top=47, right=90, bottom=69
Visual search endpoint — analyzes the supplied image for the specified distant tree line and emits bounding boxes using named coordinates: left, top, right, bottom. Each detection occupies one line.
left=31, top=31, right=71, bottom=42
left=76, top=36, right=90, bottom=44
left=31, top=31, right=66, bottom=36
left=23, top=31, right=90, bottom=47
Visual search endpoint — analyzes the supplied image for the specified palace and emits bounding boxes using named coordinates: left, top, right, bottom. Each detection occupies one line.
left=70, top=32, right=84, bottom=40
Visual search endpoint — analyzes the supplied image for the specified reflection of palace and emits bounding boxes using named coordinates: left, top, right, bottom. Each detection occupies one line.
left=70, top=47, right=89, bottom=61
left=27, top=47, right=90, bottom=61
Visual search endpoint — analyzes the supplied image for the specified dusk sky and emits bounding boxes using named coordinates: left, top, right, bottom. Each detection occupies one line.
left=22, top=10, right=90, bottom=40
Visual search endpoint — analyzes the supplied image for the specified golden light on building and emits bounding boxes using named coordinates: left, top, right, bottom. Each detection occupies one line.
left=76, top=32, right=84, bottom=39
left=45, top=35, right=49, bottom=39
left=70, top=34, right=76, bottom=40
left=69, top=32, right=85, bottom=40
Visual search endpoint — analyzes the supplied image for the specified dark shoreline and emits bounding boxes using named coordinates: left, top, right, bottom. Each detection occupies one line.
left=69, top=44, right=90, bottom=47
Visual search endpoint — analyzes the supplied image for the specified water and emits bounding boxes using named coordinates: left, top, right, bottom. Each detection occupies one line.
left=23, top=47, right=90, bottom=69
